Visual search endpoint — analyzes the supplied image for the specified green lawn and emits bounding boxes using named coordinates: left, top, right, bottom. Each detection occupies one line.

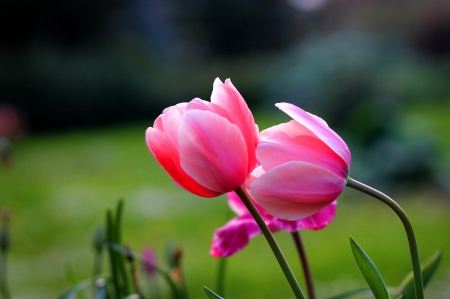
left=1, top=111, right=450, bottom=299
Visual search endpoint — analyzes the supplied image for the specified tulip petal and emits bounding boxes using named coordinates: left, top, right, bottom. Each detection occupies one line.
left=210, top=214, right=261, bottom=257
left=146, top=110, right=220, bottom=197
left=179, top=110, right=248, bottom=193
left=258, top=120, right=348, bottom=178
left=211, top=78, right=258, bottom=173
left=276, top=103, right=351, bottom=167
left=272, top=200, right=337, bottom=231
left=184, top=98, right=233, bottom=123
left=250, top=161, right=346, bottom=220
left=227, top=190, right=273, bottom=217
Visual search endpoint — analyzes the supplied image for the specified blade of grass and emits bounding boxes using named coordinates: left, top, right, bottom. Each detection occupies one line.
left=107, top=242, right=181, bottom=299
left=350, top=237, right=390, bottom=299
left=203, top=286, right=224, bottom=299
left=114, top=200, right=131, bottom=295
left=395, top=249, right=442, bottom=299
left=106, top=210, right=120, bottom=298
left=327, top=288, right=372, bottom=299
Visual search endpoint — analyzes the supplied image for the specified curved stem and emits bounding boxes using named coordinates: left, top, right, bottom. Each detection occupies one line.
left=292, top=232, right=316, bottom=299
left=346, top=177, right=424, bottom=299
left=235, top=187, right=306, bottom=299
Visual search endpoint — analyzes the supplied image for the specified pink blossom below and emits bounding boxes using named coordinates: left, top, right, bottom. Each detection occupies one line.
left=142, top=247, right=158, bottom=276
left=146, top=78, right=258, bottom=197
left=248, top=103, right=351, bottom=221
left=210, top=191, right=337, bottom=257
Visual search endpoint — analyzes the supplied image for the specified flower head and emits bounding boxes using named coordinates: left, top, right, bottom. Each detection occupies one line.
left=146, top=78, right=258, bottom=197
left=248, top=103, right=351, bottom=220
left=210, top=191, right=337, bottom=257
left=142, top=246, right=158, bottom=276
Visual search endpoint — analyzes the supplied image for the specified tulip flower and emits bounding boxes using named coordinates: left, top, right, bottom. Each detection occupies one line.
left=142, top=246, right=158, bottom=276
left=146, top=78, right=258, bottom=197
left=248, top=103, right=351, bottom=221
left=210, top=191, right=336, bottom=257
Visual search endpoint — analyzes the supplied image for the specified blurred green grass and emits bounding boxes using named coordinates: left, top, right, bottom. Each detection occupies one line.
left=1, top=111, right=450, bottom=299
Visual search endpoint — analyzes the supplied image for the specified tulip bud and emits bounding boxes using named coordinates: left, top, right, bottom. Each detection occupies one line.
left=248, top=103, right=351, bottom=221
left=146, top=78, right=258, bottom=197
left=92, top=226, right=104, bottom=254
left=142, top=246, right=158, bottom=276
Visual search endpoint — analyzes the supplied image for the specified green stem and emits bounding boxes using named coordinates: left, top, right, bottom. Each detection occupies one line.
left=215, top=258, right=226, bottom=297
left=292, top=232, right=316, bottom=299
left=0, top=252, right=11, bottom=299
left=235, top=187, right=306, bottom=299
left=346, top=177, right=424, bottom=299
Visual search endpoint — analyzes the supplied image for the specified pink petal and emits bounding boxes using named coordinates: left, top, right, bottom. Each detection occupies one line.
left=184, top=98, right=233, bottom=124
left=178, top=110, right=249, bottom=193
left=163, top=102, right=187, bottom=114
left=227, top=190, right=274, bottom=218
left=276, top=103, right=351, bottom=168
left=211, top=78, right=258, bottom=173
left=272, top=200, right=337, bottom=231
left=146, top=110, right=220, bottom=197
left=210, top=212, right=279, bottom=257
left=249, top=161, right=346, bottom=221
left=210, top=214, right=261, bottom=257
left=258, top=120, right=348, bottom=178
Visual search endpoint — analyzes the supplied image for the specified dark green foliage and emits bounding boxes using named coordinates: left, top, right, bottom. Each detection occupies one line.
left=350, top=237, right=390, bottom=299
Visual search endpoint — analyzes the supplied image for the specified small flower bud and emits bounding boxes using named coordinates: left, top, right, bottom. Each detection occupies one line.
left=142, top=246, right=158, bottom=276
left=92, top=226, right=104, bottom=254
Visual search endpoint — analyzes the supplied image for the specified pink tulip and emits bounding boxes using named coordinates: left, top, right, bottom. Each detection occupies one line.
left=146, top=78, right=258, bottom=197
left=142, top=246, right=158, bottom=276
left=248, top=103, right=351, bottom=221
left=210, top=191, right=336, bottom=257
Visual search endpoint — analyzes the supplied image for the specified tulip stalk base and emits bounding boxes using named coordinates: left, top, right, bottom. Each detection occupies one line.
left=235, top=187, right=306, bottom=299
left=346, top=177, right=424, bottom=299
left=292, top=232, right=316, bottom=299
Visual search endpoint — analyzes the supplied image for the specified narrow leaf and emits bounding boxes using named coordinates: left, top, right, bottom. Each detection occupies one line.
left=204, top=286, right=224, bottom=299
left=58, top=277, right=97, bottom=299
left=327, top=288, right=372, bottom=299
left=394, top=249, right=442, bottom=299
left=94, top=278, right=108, bottom=299
left=107, top=242, right=181, bottom=299
left=396, top=291, right=406, bottom=299
left=350, top=237, right=390, bottom=299
left=114, top=199, right=131, bottom=295
left=106, top=210, right=120, bottom=297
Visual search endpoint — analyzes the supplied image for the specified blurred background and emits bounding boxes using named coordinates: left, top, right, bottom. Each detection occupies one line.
left=1, top=0, right=450, bottom=298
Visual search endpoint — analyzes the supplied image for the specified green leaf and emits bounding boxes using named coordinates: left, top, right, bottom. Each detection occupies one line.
left=396, top=291, right=406, bottom=299
left=350, top=237, right=390, bottom=299
left=394, top=248, right=442, bottom=299
left=114, top=200, right=131, bottom=295
left=204, top=286, right=224, bottom=299
left=57, top=278, right=95, bottom=299
left=106, top=209, right=121, bottom=297
left=107, top=242, right=182, bottom=299
left=106, top=200, right=132, bottom=298
left=327, top=288, right=373, bottom=299
left=94, top=278, right=108, bottom=299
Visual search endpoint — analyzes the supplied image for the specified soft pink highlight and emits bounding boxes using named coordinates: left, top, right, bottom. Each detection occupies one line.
left=146, top=78, right=258, bottom=197
left=248, top=103, right=351, bottom=221
left=210, top=192, right=336, bottom=257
